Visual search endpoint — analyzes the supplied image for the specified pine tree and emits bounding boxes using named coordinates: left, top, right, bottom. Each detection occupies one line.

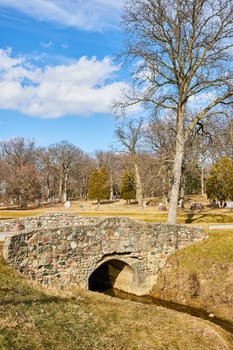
left=88, top=167, right=110, bottom=203
left=120, top=171, right=136, bottom=203
left=206, top=157, right=233, bottom=203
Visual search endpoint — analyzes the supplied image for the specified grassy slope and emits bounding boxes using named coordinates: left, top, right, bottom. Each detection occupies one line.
left=0, top=248, right=232, bottom=350
left=152, top=230, right=233, bottom=323
left=1, top=198, right=233, bottom=349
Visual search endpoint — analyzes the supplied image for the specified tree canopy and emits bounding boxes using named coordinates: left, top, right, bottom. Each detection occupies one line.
left=206, top=157, right=233, bottom=202
left=120, top=171, right=136, bottom=203
left=88, top=167, right=110, bottom=203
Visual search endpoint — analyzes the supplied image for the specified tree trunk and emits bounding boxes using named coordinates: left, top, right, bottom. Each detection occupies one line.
left=46, top=173, right=51, bottom=201
left=63, top=170, right=68, bottom=202
left=109, top=171, right=114, bottom=200
left=58, top=168, right=64, bottom=202
left=201, top=163, right=205, bottom=196
left=167, top=111, right=185, bottom=224
left=20, top=195, right=28, bottom=209
left=134, top=158, right=143, bottom=207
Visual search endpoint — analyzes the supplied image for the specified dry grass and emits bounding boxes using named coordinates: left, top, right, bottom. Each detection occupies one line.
left=152, top=230, right=233, bottom=323
left=1, top=197, right=233, bottom=348
left=1, top=196, right=233, bottom=224
left=0, top=255, right=232, bottom=350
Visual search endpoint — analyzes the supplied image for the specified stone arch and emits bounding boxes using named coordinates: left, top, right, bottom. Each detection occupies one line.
left=88, top=258, right=137, bottom=293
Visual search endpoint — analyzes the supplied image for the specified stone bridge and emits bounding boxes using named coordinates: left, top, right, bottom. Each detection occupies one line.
left=2, top=212, right=205, bottom=295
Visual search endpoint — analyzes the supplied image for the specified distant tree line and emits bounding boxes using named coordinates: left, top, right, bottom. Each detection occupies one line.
left=0, top=115, right=233, bottom=208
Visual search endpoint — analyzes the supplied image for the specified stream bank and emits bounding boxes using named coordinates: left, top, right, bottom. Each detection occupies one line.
left=104, top=288, right=233, bottom=335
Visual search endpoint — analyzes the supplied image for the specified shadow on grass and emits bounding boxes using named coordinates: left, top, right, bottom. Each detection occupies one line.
left=185, top=210, right=210, bottom=223
left=107, top=289, right=233, bottom=335
left=0, top=291, right=76, bottom=306
left=184, top=207, right=228, bottom=224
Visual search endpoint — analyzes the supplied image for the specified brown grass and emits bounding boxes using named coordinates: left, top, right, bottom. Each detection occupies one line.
left=1, top=196, right=233, bottom=349
left=1, top=196, right=233, bottom=224
left=0, top=256, right=232, bottom=350
left=152, top=229, right=233, bottom=323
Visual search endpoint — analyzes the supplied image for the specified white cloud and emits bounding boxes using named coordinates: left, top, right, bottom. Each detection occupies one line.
left=0, top=0, right=123, bottom=31
left=41, top=41, right=53, bottom=48
left=61, top=43, right=69, bottom=49
left=188, top=91, right=217, bottom=113
left=0, top=48, right=128, bottom=118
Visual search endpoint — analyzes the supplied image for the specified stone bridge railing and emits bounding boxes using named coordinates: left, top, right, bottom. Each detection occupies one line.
left=0, top=212, right=103, bottom=231
left=2, top=212, right=206, bottom=295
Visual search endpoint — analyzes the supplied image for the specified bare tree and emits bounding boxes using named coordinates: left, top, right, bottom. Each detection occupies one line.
left=6, top=164, right=42, bottom=208
left=115, top=118, right=144, bottom=206
left=68, top=153, right=95, bottom=200
left=37, top=147, right=59, bottom=203
left=120, top=0, right=233, bottom=223
left=137, top=152, right=162, bottom=198
left=216, top=117, right=233, bottom=159
left=145, top=116, right=175, bottom=201
left=0, top=137, right=36, bottom=167
left=94, top=150, right=122, bottom=200
left=49, top=141, right=84, bottom=202
left=0, top=138, right=40, bottom=207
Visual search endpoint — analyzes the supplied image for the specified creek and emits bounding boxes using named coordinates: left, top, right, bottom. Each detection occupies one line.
left=103, top=288, right=233, bottom=336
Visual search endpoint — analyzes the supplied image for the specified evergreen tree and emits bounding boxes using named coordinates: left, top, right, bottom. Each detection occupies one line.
left=120, top=171, right=136, bottom=203
left=88, top=167, right=110, bottom=203
left=206, top=157, right=233, bottom=202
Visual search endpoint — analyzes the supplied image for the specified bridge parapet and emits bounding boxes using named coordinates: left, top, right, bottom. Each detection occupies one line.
left=0, top=212, right=104, bottom=232
left=2, top=213, right=206, bottom=295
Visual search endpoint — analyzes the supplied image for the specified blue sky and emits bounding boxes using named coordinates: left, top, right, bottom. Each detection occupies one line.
left=0, top=0, right=129, bottom=154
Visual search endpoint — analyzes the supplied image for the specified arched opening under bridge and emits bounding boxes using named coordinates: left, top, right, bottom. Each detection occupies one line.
left=88, top=259, right=135, bottom=293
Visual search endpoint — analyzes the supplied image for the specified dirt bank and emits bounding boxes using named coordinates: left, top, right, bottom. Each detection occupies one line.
left=151, top=230, right=233, bottom=323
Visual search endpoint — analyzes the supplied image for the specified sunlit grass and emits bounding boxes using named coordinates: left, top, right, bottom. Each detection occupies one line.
left=1, top=204, right=233, bottom=226
left=0, top=210, right=45, bottom=220
left=54, top=209, right=233, bottom=225
left=152, top=229, right=233, bottom=323
left=1, top=202, right=233, bottom=348
left=171, top=230, right=233, bottom=270
left=0, top=250, right=232, bottom=350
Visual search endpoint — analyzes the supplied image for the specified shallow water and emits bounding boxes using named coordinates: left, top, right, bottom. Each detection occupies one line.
left=104, top=288, right=233, bottom=335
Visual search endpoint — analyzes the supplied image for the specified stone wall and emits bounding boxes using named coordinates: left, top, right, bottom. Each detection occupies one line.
left=0, top=212, right=103, bottom=232
left=2, top=213, right=206, bottom=295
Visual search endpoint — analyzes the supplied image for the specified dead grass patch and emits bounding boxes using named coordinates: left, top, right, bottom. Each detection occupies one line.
left=1, top=199, right=233, bottom=225
left=152, top=230, right=233, bottom=323
left=0, top=257, right=232, bottom=350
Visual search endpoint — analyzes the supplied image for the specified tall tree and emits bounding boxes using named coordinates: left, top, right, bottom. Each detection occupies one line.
left=120, top=170, right=136, bottom=203
left=0, top=137, right=36, bottom=167
left=69, top=153, right=95, bottom=200
left=120, top=0, right=233, bottom=223
left=37, top=147, right=59, bottom=203
left=145, top=116, right=175, bottom=200
left=206, top=156, right=233, bottom=203
left=0, top=138, right=40, bottom=207
left=94, top=151, right=119, bottom=200
left=49, top=141, right=83, bottom=202
left=7, top=164, right=42, bottom=208
left=88, top=167, right=110, bottom=203
left=115, top=118, right=144, bottom=206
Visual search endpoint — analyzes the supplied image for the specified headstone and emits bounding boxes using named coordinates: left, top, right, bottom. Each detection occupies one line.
left=226, top=202, right=233, bottom=209
left=64, top=201, right=71, bottom=208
